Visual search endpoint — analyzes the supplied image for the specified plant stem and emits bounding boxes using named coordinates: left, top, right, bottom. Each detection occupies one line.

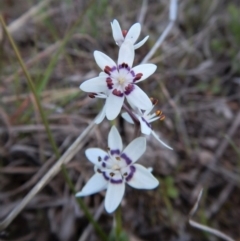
left=0, top=15, right=107, bottom=241
left=115, top=206, right=122, bottom=240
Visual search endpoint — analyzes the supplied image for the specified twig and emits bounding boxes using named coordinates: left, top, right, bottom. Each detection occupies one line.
left=189, top=189, right=235, bottom=241
left=138, top=0, right=148, bottom=25
left=0, top=114, right=98, bottom=230
left=141, top=0, right=178, bottom=64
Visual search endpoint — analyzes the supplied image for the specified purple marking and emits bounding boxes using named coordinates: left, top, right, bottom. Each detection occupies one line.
left=110, top=178, right=123, bottom=184
left=110, top=149, right=120, bottom=155
left=124, top=84, right=134, bottom=95
left=102, top=172, right=110, bottom=181
left=126, top=165, right=136, bottom=181
left=120, top=153, right=132, bottom=165
left=130, top=70, right=135, bottom=77
left=111, top=66, right=117, bottom=71
left=104, top=155, right=109, bottom=161
left=141, top=117, right=152, bottom=129
left=102, top=162, right=106, bottom=168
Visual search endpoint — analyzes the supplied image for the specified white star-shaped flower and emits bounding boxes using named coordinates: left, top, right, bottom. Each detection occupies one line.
left=80, top=41, right=157, bottom=121
left=111, top=19, right=149, bottom=49
left=76, top=126, right=159, bottom=213
left=122, top=99, right=173, bottom=150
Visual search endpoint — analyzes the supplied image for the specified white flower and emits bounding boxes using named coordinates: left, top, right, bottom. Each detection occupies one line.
left=111, top=19, right=149, bottom=49
left=76, top=126, right=159, bottom=213
left=122, top=99, right=173, bottom=150
left=80, top=41, right=157, bottom=120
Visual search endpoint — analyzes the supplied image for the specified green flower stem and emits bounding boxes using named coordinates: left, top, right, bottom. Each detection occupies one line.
left=0, top=15, right=107, bottom=241
left=115, top=206, right=122, bottom=239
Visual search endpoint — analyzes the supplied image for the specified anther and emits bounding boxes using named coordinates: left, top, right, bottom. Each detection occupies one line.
left=150, top=97, right=158, bottom=105
left=88, top=93, right=96, bottom=98
left=115, top=156, right=121, bottom=161
left=110, top=172, right=115, bottom=177
left=98, top=156, right=102, bottom=162
left=123, top=172, right=128, bottom=176
left=97, top=169, right=102, bottom=173
left=122, top=30, right=128, bottom=38
left=155, top=110, right=162, bottom=116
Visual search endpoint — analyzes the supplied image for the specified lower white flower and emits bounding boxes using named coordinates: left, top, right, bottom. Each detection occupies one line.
left=76, top=126, right=159, bottom=213
left=122, top=99, right=173, bottom=150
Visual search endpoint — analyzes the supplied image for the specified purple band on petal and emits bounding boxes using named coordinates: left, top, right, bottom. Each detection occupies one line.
left=102, top=172, right=110, bottom=181
left=120, top=153, right=132, bottom=165
left=112, top=89, right=124, bottom=97
left=111, top=149, right=120, bottom=155
left=104, top=155, right=109, bottom=161
left=111, top=66, right=117, bottom=72
left=124, top=84, right=134, bottom=95
left=130, top=70, right=135, bottom=77
left=141, top=117, right=152, bottom=128
left=125, top=165, right=136, bottom=182
left=110, top=178, right=123, bottom=184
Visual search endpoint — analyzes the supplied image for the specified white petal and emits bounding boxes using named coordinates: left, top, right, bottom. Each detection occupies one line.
left=105, top=181, right=125, bottom=213
left=80, top=76, right=108, bottom=93
left=122, top=137, right=146, bottom=163
left=151, top=131, right=173, bottom=150
left=95, top=104, right=106, bottom=124
left=94, top=51, right=116, bottom=71
left=111, top=19, right=124, bottom=45
left=99, top=71, right=108, bottom=77
left=138, top=116, right=152, bottom=135
left=118, top=40, right=135, bottom=68
left=105, top=92, right=124, bottom=120
left=85, top=148, right=108, bottom=166
left=126, top=85, right=152, bottom=110
left=134, top=36, right=149, bottom=49
left=127, top=164, right=159, bottom=189
left=108, top=126, right=123, bottom=151
left=76, top=173, right=108, bottom=197
left=132, top=64, right=157, bottom=83
left=121, top=112, right=134, bottom=124
left=125, top=23, right=141, bottom=44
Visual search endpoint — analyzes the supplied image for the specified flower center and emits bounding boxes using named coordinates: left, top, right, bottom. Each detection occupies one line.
left=112, top=164, right=121, bottom=171
left=117, top=76, right=126, bottom=85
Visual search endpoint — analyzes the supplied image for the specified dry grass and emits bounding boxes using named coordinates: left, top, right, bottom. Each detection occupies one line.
left=0, top=0, right=240, bottom=240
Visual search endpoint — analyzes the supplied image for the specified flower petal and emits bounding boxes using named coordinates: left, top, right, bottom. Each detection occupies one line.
left=151, top=131, right=173, bottom=150
left=94, top=51, right=116, bottom=71
left=138, top=116, right=152, bottom=135
left=121, top=112, right=134, bottom=124
left=108, top=125, right=123, bottom=151
left=80, top=76, right=108, bottom=93
left=76, top=173, right=108, bottom=197
left=134, top=36, right=149, bottom=49
left=122, top=137, right=146, bottom=163
left=125, top=23, right=141, bottom=44
left=127, top=164, right=159, bottom=189
left=105, top=181, right=125, bottom=213
left=105, top=92, right=124, bottom=120
left=85, top=148, right=108, bottom=166
left=132, top=64, right=157, bottom=83
left=118, top=40, right=135, bottom=68
left=95, top=104, right=106, bottom=124
left=111, top=19, right=124, bottom=46
left=126, top=85, right=152, bottom=110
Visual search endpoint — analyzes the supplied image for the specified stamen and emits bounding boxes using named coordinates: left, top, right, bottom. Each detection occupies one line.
left=97, top=169, right=102, bottom=173
left=150, top=97, right=158, bottom=105
left=113, top=89, right=124, bottom=97
left=122, top=30, right=128, bottom=37
left=155, top=110, right=162, bottom=116
left=123, top=172, right=128, bottom=176
left=88, top=93, right=96, bottom=98
left=104, top=66, right=112, bottom=75
left=133, top=73, right=143, bottom=82
left=110, top=172, right=115, bottom=177
left=98, top=156, right=102, bottom=162
left=124, top=84, right=134, bottom=95
left=115, top=156, right=121, bottom=161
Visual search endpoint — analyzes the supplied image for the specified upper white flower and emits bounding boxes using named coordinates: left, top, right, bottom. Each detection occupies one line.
left=76, top=126, right=159, bottom=213
left=122, top=99, right=173, bottom=150
left=111, top=19, right=149, bottom=49
left=80, top=41, right=157, bottom=120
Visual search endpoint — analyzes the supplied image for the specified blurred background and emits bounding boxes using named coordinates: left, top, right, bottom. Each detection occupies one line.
left=0, top=0, right=240, bottom=240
